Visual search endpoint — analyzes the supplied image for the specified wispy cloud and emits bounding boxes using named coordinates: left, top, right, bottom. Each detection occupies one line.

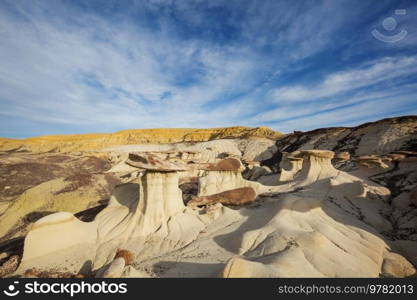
left=268, top=94, right=417, bottom=133
left=0, top=0, right=416, bottom=137
left=0, top=1, right=265, bottom=131
left=268, top=56, right=417, bottom=103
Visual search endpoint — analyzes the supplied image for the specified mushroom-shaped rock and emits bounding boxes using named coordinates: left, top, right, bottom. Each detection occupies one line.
left=291, top=150, right=339, bottom=184
left=16, top=171, right=205, bottom=274
left=198, top=170, right=262, bottom=196
left=188, top=187, right=256, bottom=207
left=356, top=155, right=389, bottom=169
left=127, top=153, right=243, bottom=173
left=278, top=151, right=303, bottom=183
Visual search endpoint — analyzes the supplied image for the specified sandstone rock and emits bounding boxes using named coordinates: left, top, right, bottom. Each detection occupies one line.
left=126, top=153, right=243, bottom=173
left=188, top=187, right=256, bottom=207
left=206, top=158, right=243, bottom=171
left=4, top=116, right=417, bottom=279
left=114, top=249, right=135, bottom=265
left=278, top=151, right=303, bottom=183
left=15, top=171, right=205, bottom=275
left=214, top=149, right=407, bottom=278
left=291, top=150, right=338, bottom=185
left=272, top=116, right=417, bottom=157
left=126, top=153, right=188, bottom=171
left=204, top=203, right=223, bottom=218
left=0, top=127, right=282, bottom=153
left=356, top=155, right=390, bottom=169
left=197, top=170, right=262, bottom=196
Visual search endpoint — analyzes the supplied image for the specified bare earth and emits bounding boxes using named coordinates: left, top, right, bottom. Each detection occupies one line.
left=0, top=117, right=416, bottom=278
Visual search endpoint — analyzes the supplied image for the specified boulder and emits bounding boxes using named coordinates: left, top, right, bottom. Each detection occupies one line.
left=206, top=158, right=243, bottom=171
left=188, top=187, right=257, bottom=207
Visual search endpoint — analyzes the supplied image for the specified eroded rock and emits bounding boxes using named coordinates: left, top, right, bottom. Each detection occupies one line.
left=188, top=187, right=256, bottom=207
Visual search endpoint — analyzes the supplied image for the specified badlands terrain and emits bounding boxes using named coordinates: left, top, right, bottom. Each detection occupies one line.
left=0, top=116, right=416, bottom=278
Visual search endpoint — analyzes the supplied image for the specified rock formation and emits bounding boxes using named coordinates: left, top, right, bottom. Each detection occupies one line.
left=270, top=116, right=417, bottom=160
left=188, top=187, right=257, bottom=207
left=356, top=155, right=390, bottom=169
left=15, top=170, right=206, bottom=275
left=0, top=126, right=282, bottom=153
left=0, top=116, right=416, bottom=278
left=219, top=150, right=412, bottom=277
left=277, top=151, right=303, bottom=183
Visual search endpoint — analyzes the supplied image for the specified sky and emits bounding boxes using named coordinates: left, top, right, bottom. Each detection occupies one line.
left=0, top=0, right=417, bottom=138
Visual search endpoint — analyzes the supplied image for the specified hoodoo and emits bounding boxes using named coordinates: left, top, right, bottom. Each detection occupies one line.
left=1, top=117, right=416, bottom=278
left=277, top=151, right=303, bottom=183
left=220, top=150, right=414, bottom=278
left=17, top=170, right=206, bottom=274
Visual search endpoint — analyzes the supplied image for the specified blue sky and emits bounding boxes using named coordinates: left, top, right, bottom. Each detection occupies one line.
left=1, top=0, right=417, bottom=138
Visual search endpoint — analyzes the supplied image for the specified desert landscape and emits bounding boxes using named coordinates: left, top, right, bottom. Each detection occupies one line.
left=0, top=116, right=416, bottom=278
left=1, top=0, right=417, bottom=284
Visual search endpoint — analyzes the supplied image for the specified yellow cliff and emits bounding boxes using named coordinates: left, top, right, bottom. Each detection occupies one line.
left=0, top=126, right=282, bottom=153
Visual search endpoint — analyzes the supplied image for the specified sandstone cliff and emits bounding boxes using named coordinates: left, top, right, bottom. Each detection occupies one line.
left=0, top=126, right=282, bottom=153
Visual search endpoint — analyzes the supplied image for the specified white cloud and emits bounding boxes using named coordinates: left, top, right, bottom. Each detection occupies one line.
left=255, top=81, right=417, bottom=123
left=267, top=93, right=417, bottom=132
left=269, top=56, right=417, bottom=103
left=0, top=3, right=269, bottom=133
left=1, top=1, right=417, bottom=137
